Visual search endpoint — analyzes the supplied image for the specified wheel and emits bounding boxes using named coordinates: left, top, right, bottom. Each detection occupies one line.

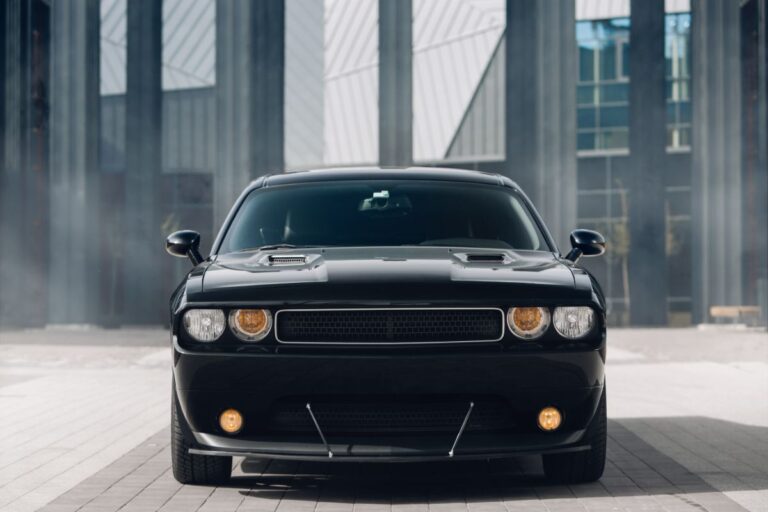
left=542, top=386, right=606, bottom=484
left=171, top=387, right=232, bottom=485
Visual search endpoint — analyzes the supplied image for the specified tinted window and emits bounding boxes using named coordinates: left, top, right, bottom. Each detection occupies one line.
left=219, top=181, right=549, bottom=253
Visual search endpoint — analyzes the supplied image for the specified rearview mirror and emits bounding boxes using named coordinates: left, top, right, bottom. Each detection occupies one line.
left=564, top=229, right=605, bottom=263
left=166, top=230, right=204, bottom=266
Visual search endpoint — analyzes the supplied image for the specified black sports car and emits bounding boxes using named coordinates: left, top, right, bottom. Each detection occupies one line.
left=166, top=167, right=607, bottom=485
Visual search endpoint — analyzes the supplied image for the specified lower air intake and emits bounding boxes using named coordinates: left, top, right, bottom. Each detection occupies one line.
left=267, top=398, right=514, bottom=434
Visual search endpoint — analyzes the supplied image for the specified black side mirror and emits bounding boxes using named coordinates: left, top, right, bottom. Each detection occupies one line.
left=565, top=229, right=605, bottom=263
left=166, top=230, right=204, bottom=266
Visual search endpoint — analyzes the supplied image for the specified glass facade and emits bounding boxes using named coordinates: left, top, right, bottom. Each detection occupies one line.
left=576, top=18, right=631, bottom=152
left=576, top=13, right=691, bottom=153
left=665, top=13, right=692, bottom=149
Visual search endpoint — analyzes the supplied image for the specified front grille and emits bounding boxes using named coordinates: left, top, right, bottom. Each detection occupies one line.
left=267, top=398, right=514, bottom=434
left=275, top=308, right=503, bottom=344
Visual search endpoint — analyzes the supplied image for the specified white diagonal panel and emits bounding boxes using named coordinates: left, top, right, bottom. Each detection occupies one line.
left=324, top=0, right=378, bottom=164
left=413, top=0, right=504, bottom=162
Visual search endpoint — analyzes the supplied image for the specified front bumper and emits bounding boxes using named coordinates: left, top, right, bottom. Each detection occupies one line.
left=173, top=339, right=605, bottom=461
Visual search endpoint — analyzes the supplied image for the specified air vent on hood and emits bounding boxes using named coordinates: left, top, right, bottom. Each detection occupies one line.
left=466, top=254, right=505, bottom=263
left=268, top=254, right=307, bottom=265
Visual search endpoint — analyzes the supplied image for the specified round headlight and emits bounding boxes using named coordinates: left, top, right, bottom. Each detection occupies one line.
left=229, top=309, right=272, bottom=341
left=507, top=307, right=550, bottom=339
left=553, top=307, right=595, bottom=339
left=183, top=309, right=225, bottom=342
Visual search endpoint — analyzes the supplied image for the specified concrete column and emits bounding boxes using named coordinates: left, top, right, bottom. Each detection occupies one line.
left=627, top=0, right=668, bottom=326
left=124, top=0, right=162, bottom=324
left=48, top=0, right=100, bottom=325
left=215, top=0, right=285, bottom=226
left=691, top=0, right=742, bottom=323
left=0, top=0, right=5, bottom=171
left=740, top=0, right=768, bottom=322
left=379, top=0, right=412, bottom=167
left=505, top=0, right=577, bottom=249
left=0, top=0, right=49, bottom=327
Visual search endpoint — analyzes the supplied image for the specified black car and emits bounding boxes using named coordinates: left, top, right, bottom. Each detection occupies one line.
left=166, top=167, right=607, bottom=485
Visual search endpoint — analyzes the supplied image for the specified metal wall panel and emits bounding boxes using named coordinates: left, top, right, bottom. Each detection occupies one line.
left=412, top=0, right=504, bottom=162
left=285, top=0, right=324, bottom=169
left=102, top=0, right=215, bottom=94
left=101, top=88, right=217, bottom=174
left=445, top=37, right=504, bottom=160
left=162, top=0, right=215, bottom=89
left=101, top=0, right=126, bottom=94
left=575, top=0, right=690, bottom=20
left=324, top=0, right=378, bottom=164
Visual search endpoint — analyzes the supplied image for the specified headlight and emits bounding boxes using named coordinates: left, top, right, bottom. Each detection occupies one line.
left=553, top=307, right=595, bottom=339
left=229, top=309, right=272, bottom=341
left=507, top=307, right=550, bottom=339
left=183, top=309, right=225, bottom=342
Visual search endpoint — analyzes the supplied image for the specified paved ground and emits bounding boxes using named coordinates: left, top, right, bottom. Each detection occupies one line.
left=0, top=327, right=766, bottom=512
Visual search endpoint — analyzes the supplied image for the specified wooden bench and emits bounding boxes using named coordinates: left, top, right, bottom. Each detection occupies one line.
left=710, top=305, right=761, bottom=325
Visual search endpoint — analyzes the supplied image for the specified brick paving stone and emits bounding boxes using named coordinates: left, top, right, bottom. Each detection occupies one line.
left=3, top=328, right=767, bottom=511
left=31, top=419, right=761, bottom=512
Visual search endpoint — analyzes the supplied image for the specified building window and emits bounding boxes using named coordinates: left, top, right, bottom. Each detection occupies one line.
left=666, top=13, right=691, bottom=150
left=576, top=13, right=692, bottom=153
left=576, top=18, right=630, bottom=152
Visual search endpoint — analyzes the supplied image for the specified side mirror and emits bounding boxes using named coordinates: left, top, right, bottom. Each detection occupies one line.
left=166, top=230, right=204, bottom=266
left=565, top=229, right=605, bottom=263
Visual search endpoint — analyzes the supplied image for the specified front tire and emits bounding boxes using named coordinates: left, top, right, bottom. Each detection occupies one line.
left=542, top=386, right=607, bottom=484
left=171, top=388, right=232, bottom=485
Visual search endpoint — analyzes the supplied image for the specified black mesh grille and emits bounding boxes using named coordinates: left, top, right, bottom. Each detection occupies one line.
left=275, top=309, right=502, bottom=344
left=267, top=398, right=514, bottom=434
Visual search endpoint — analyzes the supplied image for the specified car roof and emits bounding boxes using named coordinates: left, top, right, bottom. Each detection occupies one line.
left=257, top=166, right=520, bottom=189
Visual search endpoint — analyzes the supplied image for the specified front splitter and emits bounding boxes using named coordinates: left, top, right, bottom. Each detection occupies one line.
left=188, top=445, right=589, bottom=463
left=190, top=429, right=590, bottom=462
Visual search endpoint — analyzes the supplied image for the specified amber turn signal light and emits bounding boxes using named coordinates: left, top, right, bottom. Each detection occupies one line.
left=538, top=406, right=562, bottom=431
left=507, top=307, right=550, bottom=339
left=229, top=309, right=272, bottom=341
left=219, top=408, right=243, bottom=434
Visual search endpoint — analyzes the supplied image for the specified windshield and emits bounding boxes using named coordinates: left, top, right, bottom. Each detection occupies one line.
left=218, top=180, right=550, bottom=253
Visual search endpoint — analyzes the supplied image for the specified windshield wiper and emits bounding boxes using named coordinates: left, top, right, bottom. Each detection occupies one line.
left=232, top=244, right=297, bottom=253
left=258, top=244, right=300, bottom=251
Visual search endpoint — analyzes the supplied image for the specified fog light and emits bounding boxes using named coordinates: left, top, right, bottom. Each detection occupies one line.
left=219, top=408, right=243, bottom=434
left=538, top=406, right=562, bottom=431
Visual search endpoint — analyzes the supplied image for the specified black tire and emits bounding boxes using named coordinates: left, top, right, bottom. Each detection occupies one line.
left=542, top=386, right=607, bottom=484
left=171, top=389, right=232, bottom=485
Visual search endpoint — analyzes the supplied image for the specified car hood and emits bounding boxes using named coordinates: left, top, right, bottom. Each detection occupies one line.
left=188, top=247, right=591, bottom=305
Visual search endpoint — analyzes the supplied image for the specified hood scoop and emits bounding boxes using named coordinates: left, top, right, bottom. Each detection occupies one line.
left=268, top=254, right=308, bottom=265
left=453, top=252, right=515, bottom=265
left=466, top=253, right=506, bottom=263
